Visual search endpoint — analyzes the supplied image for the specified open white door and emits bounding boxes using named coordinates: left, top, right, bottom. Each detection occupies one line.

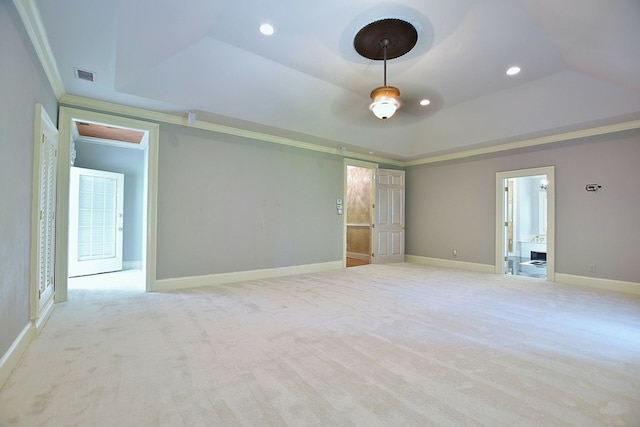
left=374, top=169, right=405, bottom=263
left=68, top=167, right=124, bottom=277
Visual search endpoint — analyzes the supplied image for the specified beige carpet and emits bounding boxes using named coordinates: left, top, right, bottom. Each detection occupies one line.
left=1, top=264, right=639, bottom=426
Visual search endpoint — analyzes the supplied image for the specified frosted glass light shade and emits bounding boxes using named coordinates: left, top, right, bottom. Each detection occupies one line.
left=369, top=86, right=400, bottom=119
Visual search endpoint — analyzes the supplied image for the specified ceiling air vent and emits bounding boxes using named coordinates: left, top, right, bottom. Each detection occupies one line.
left=75, top=68, right=95, bottom=82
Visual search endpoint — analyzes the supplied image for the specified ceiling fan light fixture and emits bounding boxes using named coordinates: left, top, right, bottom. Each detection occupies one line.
left=354, top=18, right=418, bottom=120
left=369, top=86, right=401, bottom=119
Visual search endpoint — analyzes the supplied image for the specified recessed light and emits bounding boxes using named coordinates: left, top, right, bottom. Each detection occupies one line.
left=259, top=23, right=275, bottom=36
left=506, top=66, right=521, bottom=76
left=419, top=99, right=431, bottom=106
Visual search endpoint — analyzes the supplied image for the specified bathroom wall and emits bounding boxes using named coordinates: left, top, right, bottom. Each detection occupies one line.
left=514, top=175, right=546, bottom=257
left=346, top=166, right=372, bottom=259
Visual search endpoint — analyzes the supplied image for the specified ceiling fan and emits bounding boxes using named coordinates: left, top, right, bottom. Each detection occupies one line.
left=353, top=18, right=419, bottom=120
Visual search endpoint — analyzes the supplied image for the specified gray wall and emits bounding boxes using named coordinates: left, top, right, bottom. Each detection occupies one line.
left=74, top=140, right=145, bottom=264
left=0, top=1, right=58, bottom=357
left=156, top=125, right=344, bottom=280
left=406, top=130, right=640, bottom=283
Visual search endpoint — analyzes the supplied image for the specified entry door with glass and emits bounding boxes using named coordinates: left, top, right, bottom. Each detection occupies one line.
left=68, top=167, right=124, bottom=277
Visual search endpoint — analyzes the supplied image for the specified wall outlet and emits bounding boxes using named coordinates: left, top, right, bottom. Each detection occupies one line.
left=587, top=264, right=597, bottom=273
left=452, top=249, right=458, bottom=257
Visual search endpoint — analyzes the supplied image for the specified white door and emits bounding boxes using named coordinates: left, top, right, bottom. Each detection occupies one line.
left=374, top=169, right=405, bottom=263
left=68, top=167, right=124, bottom=277
left=35, top=109, right=58, bottom=309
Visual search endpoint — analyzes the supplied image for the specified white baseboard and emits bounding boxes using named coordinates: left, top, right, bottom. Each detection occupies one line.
left=405, top=255, right=496, bottom=274
left=555, top=273, right=640, bottom=295
left=0, top=323, right=33, bottom=389
left=33, top=296, right=55, bottom=335
left=154, top=261, right=343, bottom=292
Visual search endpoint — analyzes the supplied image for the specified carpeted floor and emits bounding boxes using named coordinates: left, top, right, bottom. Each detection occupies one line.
left=1, top=264, right=639, bottom=426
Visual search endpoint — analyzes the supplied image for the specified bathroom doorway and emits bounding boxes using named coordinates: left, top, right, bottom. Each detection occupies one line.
left=496, top=167, right=555, bottom=280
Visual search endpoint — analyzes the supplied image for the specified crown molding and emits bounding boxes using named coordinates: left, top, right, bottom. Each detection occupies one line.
left=404, top=119, right=640, bottom=167
left=13, top=0, right=65, bottom=98
left=59, top=94, right=404, bottom=167
left=59, top=92, right=640, bottom=169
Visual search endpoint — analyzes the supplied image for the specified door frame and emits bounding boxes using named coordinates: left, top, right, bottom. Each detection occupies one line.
left=55, top=107, right=159, bottom=301
left=495, top=166, right=555, bottom=281
left=343, top=159, right=378, bottom=267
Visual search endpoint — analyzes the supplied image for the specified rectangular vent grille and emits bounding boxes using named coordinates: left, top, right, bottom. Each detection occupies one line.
left=76, top=68, right=95, bottom=82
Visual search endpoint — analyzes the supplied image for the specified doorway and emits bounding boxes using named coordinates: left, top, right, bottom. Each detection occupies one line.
left=343, top=159, right=406, bottom=267
left=55, top=107, right=159, bottom=301
left=495, top=166, right=555, bottom=280
left=68, top=121, right=147, bottom=291
left=346, top=164, right=374, bottom=267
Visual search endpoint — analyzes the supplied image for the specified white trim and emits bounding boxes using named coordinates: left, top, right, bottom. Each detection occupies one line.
left=495, top=166, right=555, bottom=281
left=154, top=261, right=343, bottom=292
left=32, top=297, right=55, bottom=335
left=0, top=323, right=33, bottom=389
left=56, top=107, right=159, bottom=301
left=404, top=120, right=640, bottom=166
left=344, top=159, right=380, bottom=170
left=405, top=255, right=495, bottom=274
left=30, top=104, right=47, bottom=318
left=12, top=0, right=65, bottom=98
left=60, top=95, right=404, bottom=167
left=555, top=273, right=640, bottom=295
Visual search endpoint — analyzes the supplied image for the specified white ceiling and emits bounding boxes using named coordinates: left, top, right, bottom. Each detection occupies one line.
left=36, top=0, right=640, bottom=161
